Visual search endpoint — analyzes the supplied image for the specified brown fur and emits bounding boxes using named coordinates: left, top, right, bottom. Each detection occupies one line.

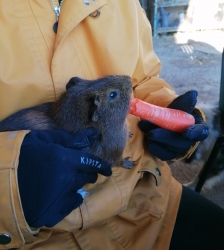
left=0, top=75, right=134, bottom=168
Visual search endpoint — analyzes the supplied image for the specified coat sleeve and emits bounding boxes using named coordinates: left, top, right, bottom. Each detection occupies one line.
left=132, top=2, right=177, bottom=105
left=0, top=131, right=40, bottom=249
left=132, top=2, right=203, bottom=160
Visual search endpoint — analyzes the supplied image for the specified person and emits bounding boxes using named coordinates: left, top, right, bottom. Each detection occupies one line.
left=0, top=1, right=224, bottom=249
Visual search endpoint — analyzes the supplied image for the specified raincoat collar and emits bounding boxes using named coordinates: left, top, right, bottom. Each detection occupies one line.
left=54, top=0, right=107, bottom=51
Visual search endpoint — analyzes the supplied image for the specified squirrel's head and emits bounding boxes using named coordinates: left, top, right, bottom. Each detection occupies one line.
left=66, top=75, right=133, bottom=123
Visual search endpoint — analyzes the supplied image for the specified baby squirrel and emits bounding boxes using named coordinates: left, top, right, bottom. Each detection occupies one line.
left=0, top=75, right=135, bottom=169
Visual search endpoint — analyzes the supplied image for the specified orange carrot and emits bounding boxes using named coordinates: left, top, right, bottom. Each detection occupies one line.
left=129, top=98, right=195, bottom=133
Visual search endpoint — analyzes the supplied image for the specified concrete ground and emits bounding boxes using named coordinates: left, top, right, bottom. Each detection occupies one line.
left=152, top=30, right=224, bottom=208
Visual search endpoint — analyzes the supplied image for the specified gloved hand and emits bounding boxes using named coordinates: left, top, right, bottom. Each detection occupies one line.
left=138, top=90, right=209, bottom=161
left=18, top=128, right=112, bottom=228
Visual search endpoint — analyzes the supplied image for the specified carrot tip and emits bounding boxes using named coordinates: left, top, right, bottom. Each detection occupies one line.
left=129, top=98, right=195, bottom=133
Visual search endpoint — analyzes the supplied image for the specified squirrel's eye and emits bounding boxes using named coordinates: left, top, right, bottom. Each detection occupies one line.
left=109, top=90, right=120, bottom=101
left=110, top=92, right=117, bottom=98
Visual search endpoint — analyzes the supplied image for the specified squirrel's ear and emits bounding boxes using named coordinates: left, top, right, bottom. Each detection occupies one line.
left=92, top=94, right=100, bottom=122
left=66, top=77, right=83, bottom=90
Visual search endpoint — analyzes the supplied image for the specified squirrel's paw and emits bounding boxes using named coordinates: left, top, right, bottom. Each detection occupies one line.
left=128, top=132, right=133, bottom=138
left=122, top=157, right=135, bottom=169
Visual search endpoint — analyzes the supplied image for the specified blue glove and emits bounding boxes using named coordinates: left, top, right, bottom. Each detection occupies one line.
left=138, top=91, right=209, bottom=161
left=18, top=129, right=112, bottom=228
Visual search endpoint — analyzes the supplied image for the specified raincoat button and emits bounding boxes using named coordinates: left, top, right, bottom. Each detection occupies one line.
left=89, top=9, right=100, bottom=18
left=84, top=0, right=90, bottom=5
left=156, top=167, right=161, bottom=176
left=0, top=234, right=11, bottom=245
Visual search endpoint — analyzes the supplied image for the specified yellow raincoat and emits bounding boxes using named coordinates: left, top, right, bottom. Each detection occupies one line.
left=0, top=0, right=200, bottom=249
